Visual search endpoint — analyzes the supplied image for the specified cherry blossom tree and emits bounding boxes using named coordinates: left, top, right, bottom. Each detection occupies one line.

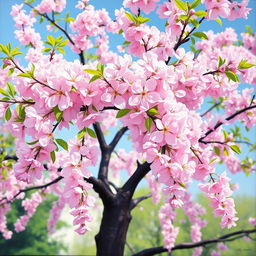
left=0, top=0, right=256, bottom=255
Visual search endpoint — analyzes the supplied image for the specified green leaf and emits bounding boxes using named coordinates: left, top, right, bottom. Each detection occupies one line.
left=178, top=182, right=187, bottom=189
left=97, top=62, right=104, bottom=74
left=218, top=56, right=225, bottom=68
left=6, top=82, right=16, bottom=98
left=18, top=73, right=32, bottom=78
left=223, top=130, right=228, bottom=140
left=179, top=14, right=189, bottom=20
left=190, top=45, right=197, bottom=53
left=42, top=47, right=51, bottom=53
left=55, top=138, right=68, bottom=151
left=123, top=41, right=131, bottom=45
left=16, top=104, right=26, bottom=121
left=39, top=16, right=44, bottom=24
left=137, top=16, right=150, bottom=24
left=174, top=0, right=187, bottom=11
left=50, top=150, right=56, bottom=163
left=53, top=106, right=63, bottom=122
left=225, top=71, right=240, bottom=82
left=8, top=68, right=15, bottom=76
left=145, top=117, right=153, bottom=132
left=55, top=36, right=64, bottom=43
left=27, top=140, right=39, bottom=145
left=89, top=75, right=101, bottom=83
left=238, top=59, right=255, bottom=70
left=0, top=88, right=9, bottom=97
left=194, top=10, right=207, bottom=17
left=209, top=158, right=217, bottom=164
left=1, top=169, right=8, bottom=180
left=84, top=69, right=101, bottom=76
left=223, top=147, right=229, bottom=156
left=47, top=35, right=55, bottom=46
left=57, top=40, right=68, bottom=47
left=191, top=37, right=196, bottom=45
left=146, top=106, right=160, bottom=116
left=124, top=11, right=137, bottom=23
left=214, top=146, right=220, bottom=156
left=92, top=105, right=98, bottom=112
left=215, top=17, right=222, bottom=26
left=66, top=17, right=75, bottom=23
left=56, top=48, right=65, bottom=54
left=190, top=0, right=201, bottom=9
left=230, top=144, right=241, bottom=154
left=245, top=25, right=252, bottom=36
left=77, top=128, right=86, bottom=140
left=5, top=107, right=11, bottom=121
left=192, top=32, right=208, bottom=40
left=86, top=128, right=97, bottom=138
left=116, top=109, right=131, bottom=118
left=118, top=29, right=123, bottom=34
left=190, top=18, right=199, bottom=28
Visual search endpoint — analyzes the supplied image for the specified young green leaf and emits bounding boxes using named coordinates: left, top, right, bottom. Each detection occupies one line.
left=27, top=140, right=39, bottom=145
left=174, top=0, right=187, bottom=11
left=215, top=18, right=222, bottom=26
left=192, top=32, right=208, bottom=40
left=238, top=59, right=255, bottom=69
left=53, top=106, right=63, bottom=122
left=225, top=71, right=240, bottom=82
left=145, top=117, right=153, bottom=132
left=146, top=106, right=160, bottom=116
left=223, top=147, right=229, bottom=156
left=5, top=107, right=12, bottom=121
left=47, top=35, right=55, bottom=46
left=223, top=130, right=228, bottom=140
left=218, top=56, right=225, bottom=68
left=77, top=128, right=86, bottom=140
left=194, top=10, right=207, bottom=17
left=0, top=88, right=9, bottom=97
left=116, top=109, right=131, bottom=118
left=56, top=48, right=65, bottom=54
left=89, top=75, right=101, bottom=83
left=84, top=69, right=101, bottom=76
left=6, top=82, right=16, bottom=98
left=214, top=146, right=220, bottom=156
left=56, top=138, right=68, bottom=151
left=190, top=18, right=199, bottom=28
left=190, top=0, right=201, bottom=9
left=230, top=144, right=241, bottom=154
left=86, top=128, right=97, bottom=138
left=50, top=150, right=56, bottom=163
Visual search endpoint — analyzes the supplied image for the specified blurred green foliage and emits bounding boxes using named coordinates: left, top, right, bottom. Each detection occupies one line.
left=0, top=195, right=66, bottom=255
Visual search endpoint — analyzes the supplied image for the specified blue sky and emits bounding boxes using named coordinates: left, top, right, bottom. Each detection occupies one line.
left=0, top=0, right=255, bottom=196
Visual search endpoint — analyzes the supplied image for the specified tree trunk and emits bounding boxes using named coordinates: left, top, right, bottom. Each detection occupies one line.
left=95, top=193, right=132, bottom=256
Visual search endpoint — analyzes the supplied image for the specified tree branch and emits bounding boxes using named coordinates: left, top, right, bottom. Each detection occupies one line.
left=93, top=122, right=108, bottom=152
left=130, top=193, right=152, bottom=211
left=0, top=176, right=63, bottom=204
left=85, top=176, right=114, bottom=205
left=122, top=162, right=151, bottom=197
left=166, top=17, right=205, bottom=65
left=25, top=3, right=85, bottom=65
left=132, top=228, right=256, bottom=256
left=199, top=104, right=256, bottom=144
left=200, top=99, right=223, bottom=117
left=109, top=126, right=128, bottom=152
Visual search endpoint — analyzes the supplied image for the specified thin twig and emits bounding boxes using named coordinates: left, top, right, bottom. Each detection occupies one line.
left=199, top=104, right=256, bottom=143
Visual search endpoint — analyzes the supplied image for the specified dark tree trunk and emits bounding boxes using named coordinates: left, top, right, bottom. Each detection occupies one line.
left=95, top=192, right=132, bottom=256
